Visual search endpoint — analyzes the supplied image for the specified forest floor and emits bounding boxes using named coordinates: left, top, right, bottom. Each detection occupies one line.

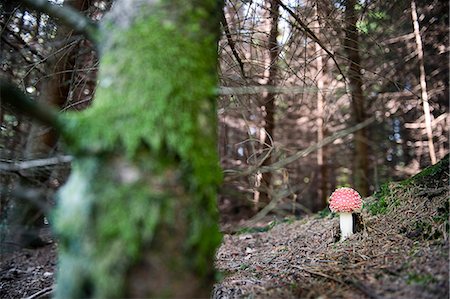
left=0, top=157, right=448, bottom=299
left=213, top=158, right=449, bottom=298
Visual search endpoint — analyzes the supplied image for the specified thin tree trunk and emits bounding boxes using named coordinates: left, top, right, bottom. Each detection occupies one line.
left=257, top=0, right=280, bottom=206
left=344, top=0, right=369, bottom=196
left=314, top=1, right=328, bottom=210
left=411, top=0, right=437, bottom=164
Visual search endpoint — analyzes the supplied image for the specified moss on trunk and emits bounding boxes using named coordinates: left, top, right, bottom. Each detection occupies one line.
left=53, top=1, right=223, bottom=297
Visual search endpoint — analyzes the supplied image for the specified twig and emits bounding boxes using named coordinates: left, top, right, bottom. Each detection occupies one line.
left=226, top=116, right=376, bottom=178
left=293, top=266, right=381, bottom=299
left=293, top=265, right=345, bottom=284
left=221, top=8, right=246, bottom=79
left=245, top=185, right=304, bottom=227
left=24, top=286, right=54, bottom=299
left=0, top=155, right=73, bottom=172
left=21, top=0, right=98, bottom=43
left=275, top=0, right=346, bottom=82
left=218, top=85, right=321, bottom=95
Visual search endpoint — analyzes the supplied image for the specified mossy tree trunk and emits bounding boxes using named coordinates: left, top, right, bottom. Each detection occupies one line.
left=53, top=0, right=223, bottom=298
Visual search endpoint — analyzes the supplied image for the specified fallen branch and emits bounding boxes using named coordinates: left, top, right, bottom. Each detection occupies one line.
left=244, top=184, right=305, bottom=228
left=0, top=155, right=73, bottom=172
left=24, top=286, right=54, bottom=299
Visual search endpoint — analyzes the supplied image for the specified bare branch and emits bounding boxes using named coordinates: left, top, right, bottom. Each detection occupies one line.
left=23, top=287, right=54, bottom=299
left=219, top=85, right=321, bottom=95
left=0, top=155, right=72, bottom=172
left=275, top=0, right=346, bottom=82
left=226, top=116, right=376, bottom=178
left=221, top=8, right=246, bottom=78
left=21, top=0, right=98, bottom=43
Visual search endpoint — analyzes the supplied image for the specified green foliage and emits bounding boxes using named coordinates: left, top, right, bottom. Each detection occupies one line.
left=368, top=155, right=449, bottom=216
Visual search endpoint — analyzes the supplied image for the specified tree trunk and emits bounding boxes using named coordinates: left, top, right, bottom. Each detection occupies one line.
left=314, top=1, right=328, bottom=210
left=344, top=0, right=369, bottom=196
left=53, top=1, right=222, bottom=298
left=257, top=0, right=280, bottom=206
left=411, top=0, right=437, bottom=165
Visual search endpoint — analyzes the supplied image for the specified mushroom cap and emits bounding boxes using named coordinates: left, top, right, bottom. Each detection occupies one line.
left=329, top=187, right=362, bottom=213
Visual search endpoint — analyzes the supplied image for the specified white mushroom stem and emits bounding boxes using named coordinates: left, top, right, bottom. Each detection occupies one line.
left=339, top=212, right=353, bottom=241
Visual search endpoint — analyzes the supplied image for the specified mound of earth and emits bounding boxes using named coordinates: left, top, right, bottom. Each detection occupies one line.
left=213, top=156, right=449, bottom=298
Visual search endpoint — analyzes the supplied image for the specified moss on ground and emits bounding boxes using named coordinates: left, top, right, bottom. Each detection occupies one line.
left=404, top=154, right=449, bottom=187
left=368, top=154, right=449, bottom=215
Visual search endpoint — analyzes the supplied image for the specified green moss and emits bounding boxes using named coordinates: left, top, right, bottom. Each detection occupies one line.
left=317, top=206, right=331, bottom=218
left=367, top=155, right=449, bottom=216
left=75, top=4, right=221, bottom=260
left=54, top=2, right=222, bottom=297
left=406, top=272, right=437, bottom=285
left=368, top=183, right=393, bottom=215
left=66, top=11, right=222, bottom=188
left=402, top=154, right=449, bottom=187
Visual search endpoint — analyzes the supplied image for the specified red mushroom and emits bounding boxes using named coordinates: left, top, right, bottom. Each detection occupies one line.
left=329, top=187, right=362, bottom=240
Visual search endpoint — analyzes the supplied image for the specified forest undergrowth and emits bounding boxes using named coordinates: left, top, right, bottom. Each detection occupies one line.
left=0, top=156, right=448, bottom=299
left=213, top=155, right=449, bottom=298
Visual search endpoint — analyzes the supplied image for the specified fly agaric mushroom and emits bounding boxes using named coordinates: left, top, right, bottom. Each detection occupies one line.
left=329, top=187, right=362, bottom=241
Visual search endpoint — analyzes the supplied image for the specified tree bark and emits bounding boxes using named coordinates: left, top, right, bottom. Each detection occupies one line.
left=257, top=0, right=280, bottom=206
left=411, top=0, right=437, bottom=165
left=52, top=1, right=223, bottom=298
left=344, top=0, right=369, bottom=196
left=314, top=1, right=328, bottom=210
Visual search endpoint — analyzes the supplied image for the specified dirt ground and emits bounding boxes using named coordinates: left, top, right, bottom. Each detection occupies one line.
left=0, top=234, right=56, bottom=299
left=1, top=167, right=448, bottom=298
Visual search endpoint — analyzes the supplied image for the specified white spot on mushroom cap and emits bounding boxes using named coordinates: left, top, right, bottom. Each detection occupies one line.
left=329, top=187, right=362, bottom=213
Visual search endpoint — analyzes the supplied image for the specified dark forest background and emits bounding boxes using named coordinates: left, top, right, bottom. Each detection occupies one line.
left=1, top=0, right=448, bottom=232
